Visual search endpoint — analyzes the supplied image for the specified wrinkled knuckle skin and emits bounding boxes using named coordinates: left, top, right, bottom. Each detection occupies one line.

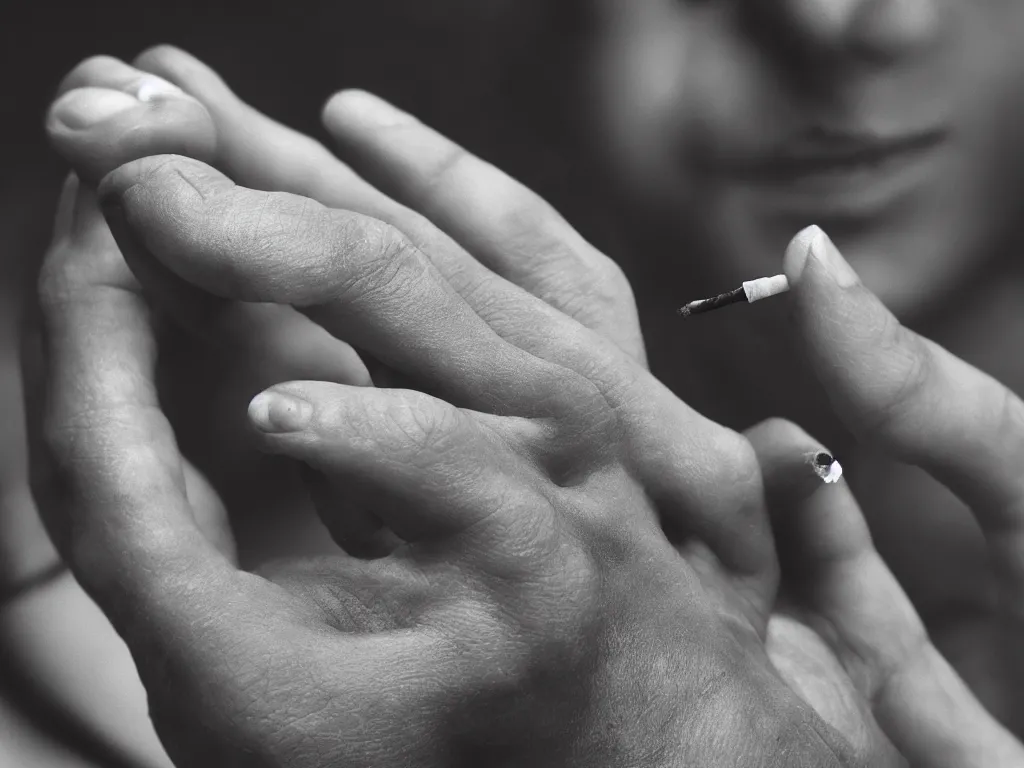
left=323, top=217, right=421, bottom=308
left=380, top=396, right=462, bottom=465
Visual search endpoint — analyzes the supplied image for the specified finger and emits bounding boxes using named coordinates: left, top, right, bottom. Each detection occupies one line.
left=751, top=418, right=1024, bottom=768
left=246, top=381, right=552, bottom=547
left=48, top=57, right=215, bottom=184
left=93, top=51, right=769, bottom=578
left=785, top=226, right=1024, bottom=613
left=322, top=90, right=646, bottom=363
left=47, top=56, right=368, bottom=388
left=35, top=177, right=237, bottom=631
left=131, top=45, right=382, bottom=205
left=57, top=57, right=770, bottom=599
left=98, top=156, right=586, bottom=418
left=746, top=418, right=866, bottom=580
left=132, top=47, right=637, bottom=371
left=34, top=178, right=372, bottom=768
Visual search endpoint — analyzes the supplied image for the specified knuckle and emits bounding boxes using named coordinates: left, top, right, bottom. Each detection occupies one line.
left=524, top=243, right=636, bottom=332
left=229, top=191, right=313, bottom=259
left=200, top=188, right=326, bottom=302
left=328, top=218, right=424, bottom=306
left=575, top=261, right=638, bottom=332
left=387, top=398, right=459, bottom=460
left=350, top=392, right=461, bottom=465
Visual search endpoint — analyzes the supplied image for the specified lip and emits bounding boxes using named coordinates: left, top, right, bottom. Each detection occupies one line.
left=703, top=126, right=949, bottom=216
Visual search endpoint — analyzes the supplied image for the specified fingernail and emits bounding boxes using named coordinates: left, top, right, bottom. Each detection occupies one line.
left=809, top=228, right=860, bottom=288
left=334, top=90, right=412, bottom=127
left=249, top=391, right=313, bottom=433
left=51, top=88, right=139, bottom=130
left=783, top=224, right=822, bottom=282
left=135, top=75, right=184, bottom=103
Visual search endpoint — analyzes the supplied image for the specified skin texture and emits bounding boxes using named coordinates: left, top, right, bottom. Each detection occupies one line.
left=22, top=47, right=1024, bottom=765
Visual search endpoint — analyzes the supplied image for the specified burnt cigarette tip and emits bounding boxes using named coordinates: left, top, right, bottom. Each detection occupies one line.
left=809, top=451, right=843, bottom=484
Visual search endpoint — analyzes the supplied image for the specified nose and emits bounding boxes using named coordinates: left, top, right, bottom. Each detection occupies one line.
left=771, top=0, right=939, bottom=63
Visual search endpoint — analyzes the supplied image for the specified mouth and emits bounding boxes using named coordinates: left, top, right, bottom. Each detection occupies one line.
left=705, top=126, right=949, bottom=216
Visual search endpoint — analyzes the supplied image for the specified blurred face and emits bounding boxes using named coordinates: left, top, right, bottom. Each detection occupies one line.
left=588, top=0, right=1024, bottom=315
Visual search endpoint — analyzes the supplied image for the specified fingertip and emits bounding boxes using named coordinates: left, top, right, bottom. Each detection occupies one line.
left=322, top=89, right=414, bottom=133
left=98, top=154, right=225, bottom=208
left=48, top=87, right=139, bottom=132
left=55, top=55, right=130, bottom=97
left=745, top=417, right=838, bottom=505
left=784, top=228, right=921, bottom=427
left=248, top=388, right=314, bottom=436
left=47, top=84, right=217, bottom=184
left=133, top=43, right=193, bottom=72
left=783, top=224, right=823, bottom=286
left=133, top=44, right=235, bottom=102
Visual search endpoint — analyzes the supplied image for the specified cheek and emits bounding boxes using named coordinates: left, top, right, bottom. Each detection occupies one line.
left=861, top=43, right=1024, bottom=312
left=587, top=19, right=692, bottom=199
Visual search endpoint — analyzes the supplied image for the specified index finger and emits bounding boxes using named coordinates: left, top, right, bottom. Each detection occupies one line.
left=785, top=226, right=1024, bottom=610
left=97, top=155, right=589, bottom=420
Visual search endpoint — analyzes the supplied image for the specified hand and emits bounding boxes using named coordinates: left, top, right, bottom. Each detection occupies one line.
left=747, top=415, right=1024, bottom=768
left=38, top=108, right=897, bottom=768
left=39, top=49, right=1013, bottom=766
left=46, top=48, right=645, bottom=559
left=49, top=48, right=645, bottom=361
left=0, top=45, right=647, bottom=766
left=765, top=224, right=1024, bottom=762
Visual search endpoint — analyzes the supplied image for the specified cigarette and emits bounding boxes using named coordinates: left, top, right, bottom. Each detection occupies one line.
left=678, top=274, right=790, bottom=317
left=808, top=451, right=843, bottom=484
